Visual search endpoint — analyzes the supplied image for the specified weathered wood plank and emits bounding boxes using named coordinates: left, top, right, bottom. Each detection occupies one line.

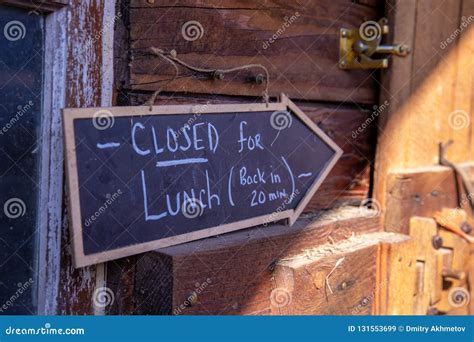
left=58, top=0, right=108, bottom=315
left=409, top=217, right=440, bottom=314
left=373, top=0, right=416, bottom=216
left=452, top=0, right=474, bottom=162
left=105, top=257, right=139, bottom=315
left=131, top=207, right=380, bottom=315
left=302, top=102, right=375, bottom=210
left=384, top=164, right=474, bottom=234
left=375, top=233, right=416, bottom=314
left=126, top=0, right=381, bottom=103
left=272, top=233, right=406, bottom=315
left=36, top=5, right=68, bottom=315
left=409, top=0, right=464, bottom=164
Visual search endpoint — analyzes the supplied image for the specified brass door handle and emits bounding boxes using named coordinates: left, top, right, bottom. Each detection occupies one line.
left=339, top=18, right=410, bottom=70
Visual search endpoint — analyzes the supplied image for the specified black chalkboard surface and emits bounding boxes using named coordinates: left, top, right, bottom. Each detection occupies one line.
left=63, top=95, right=342, bottom=267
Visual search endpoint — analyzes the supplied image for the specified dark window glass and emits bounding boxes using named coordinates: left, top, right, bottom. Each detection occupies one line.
left=0, top=5, right=44, bottom=314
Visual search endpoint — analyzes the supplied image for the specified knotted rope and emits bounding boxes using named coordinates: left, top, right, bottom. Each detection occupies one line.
left=145, top=47, right=270, bottom=110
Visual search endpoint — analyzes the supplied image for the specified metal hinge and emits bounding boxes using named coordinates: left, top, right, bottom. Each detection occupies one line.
left=339, top=18, right=410, bottom=70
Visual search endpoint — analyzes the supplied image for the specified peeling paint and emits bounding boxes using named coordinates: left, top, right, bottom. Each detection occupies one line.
left=56, top=0, right=114, bottom=315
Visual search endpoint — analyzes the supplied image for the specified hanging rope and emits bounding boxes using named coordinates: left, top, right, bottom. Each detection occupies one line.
left=145, top=47, right=270, bottom=110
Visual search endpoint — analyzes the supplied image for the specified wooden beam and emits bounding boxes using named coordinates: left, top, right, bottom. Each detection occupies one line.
left=409, top=217, right=440, bottom=314
left=376, top=233, right=416, bottom=314
left=384, top=164, right=474, bottom=234
left=272, top=232, right=410, bottom=315
left=126, top=0, right=381, bottom=103
left=130, top=207, right=381, bottom=315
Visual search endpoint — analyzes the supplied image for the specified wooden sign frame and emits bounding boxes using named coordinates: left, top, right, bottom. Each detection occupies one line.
left=63, top=94, right=342, bottom=267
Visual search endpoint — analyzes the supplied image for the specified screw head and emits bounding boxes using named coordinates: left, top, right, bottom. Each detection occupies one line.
left=341, top=29, right=348, bottom=38
left=213, top=71, right=224, bottom=80
left=432, top=235, right=443, bottom=249
left=353, top=40, right=368, bottom=54
left=461, top=221, right=472, bottom=234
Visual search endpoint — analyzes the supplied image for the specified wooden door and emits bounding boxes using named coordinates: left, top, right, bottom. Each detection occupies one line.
left=374, top=0, right=474, bottom=315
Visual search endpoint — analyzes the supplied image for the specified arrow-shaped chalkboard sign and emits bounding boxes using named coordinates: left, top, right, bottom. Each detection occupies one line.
left=63, top=94, right=342, bottom=267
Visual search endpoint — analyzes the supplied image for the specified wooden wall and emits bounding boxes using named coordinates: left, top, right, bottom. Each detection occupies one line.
left=126, top=0, right=380, bottom=103
left=115, top=0, right=383, bottom=211
left=51, top=0, right=474, bottom=315
left=107, top=0, right=385, bottom=315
